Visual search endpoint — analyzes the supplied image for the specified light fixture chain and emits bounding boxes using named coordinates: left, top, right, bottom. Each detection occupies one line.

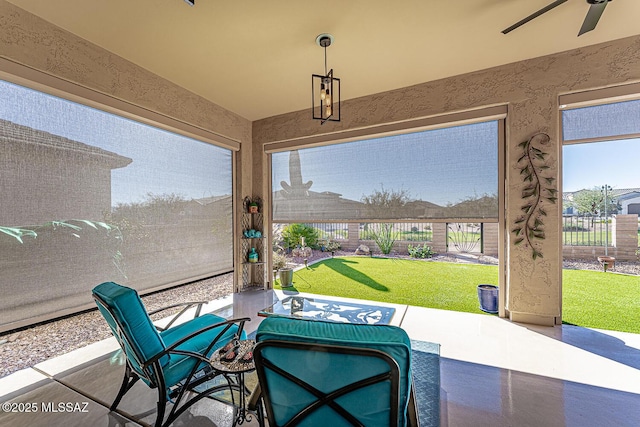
left=324, top=45, right=328, bottom=76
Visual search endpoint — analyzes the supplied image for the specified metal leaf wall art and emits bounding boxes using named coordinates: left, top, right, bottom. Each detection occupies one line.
left=512, top=133, right=557, bottom=260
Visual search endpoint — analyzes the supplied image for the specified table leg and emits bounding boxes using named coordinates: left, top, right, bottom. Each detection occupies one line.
left=233, top=372, right=258, bottom=426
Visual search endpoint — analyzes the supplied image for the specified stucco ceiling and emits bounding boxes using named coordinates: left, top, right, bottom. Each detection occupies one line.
left=6, top=0, right=640, bottom=121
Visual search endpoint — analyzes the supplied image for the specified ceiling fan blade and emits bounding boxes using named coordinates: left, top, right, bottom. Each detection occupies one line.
left=502, top=0, right=569, bottom=34
left=578, top=2, right=608, bottom=36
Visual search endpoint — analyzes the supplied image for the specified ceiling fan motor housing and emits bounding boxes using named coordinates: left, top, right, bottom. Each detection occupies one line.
left=587, top=0, right=610, bottom=4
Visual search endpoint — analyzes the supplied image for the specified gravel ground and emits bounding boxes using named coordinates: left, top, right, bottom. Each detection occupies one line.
left=0, top=274, right=233, bottom=378
left=1, top=251, right=638, bottom=378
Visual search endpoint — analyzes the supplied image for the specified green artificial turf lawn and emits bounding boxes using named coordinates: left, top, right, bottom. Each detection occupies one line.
left=276, top=256, right=640, bottom=333
left=279, top=257, right=499, bottom=315
left=562, top=269, right=640, bottom=334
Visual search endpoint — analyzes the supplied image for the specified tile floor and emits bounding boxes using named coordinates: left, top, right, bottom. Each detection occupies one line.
left=1, top=289, right=640, bottom=426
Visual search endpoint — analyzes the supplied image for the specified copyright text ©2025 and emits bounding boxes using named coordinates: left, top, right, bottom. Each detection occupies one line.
left=2, top=401, right=90, bottom=413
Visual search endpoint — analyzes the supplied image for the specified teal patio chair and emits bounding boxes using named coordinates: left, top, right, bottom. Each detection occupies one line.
left=252, top=316, right=419, bottom=427
left=92, top=281, right=248, bottom=427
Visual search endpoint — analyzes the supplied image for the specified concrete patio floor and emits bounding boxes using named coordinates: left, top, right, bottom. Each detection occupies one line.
left=2, top=289, right=640, bottom=426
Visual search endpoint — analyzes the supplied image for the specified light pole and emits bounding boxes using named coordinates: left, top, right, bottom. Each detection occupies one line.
left=601, top=184, right=612, bottom=256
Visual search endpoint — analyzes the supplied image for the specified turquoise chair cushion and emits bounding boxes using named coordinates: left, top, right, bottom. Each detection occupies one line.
left=93, top=282, right=246, bottom=390
left=93, top=282, right=167, bottom=374
left=160, top=314, right=246, bottom=388
left=256, top=316, right=412, bottom=426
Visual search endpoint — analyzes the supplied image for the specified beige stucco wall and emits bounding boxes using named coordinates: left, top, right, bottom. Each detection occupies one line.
left=254, top=35, right=640, bottom=325
left=0, top=1, right=251, bottom=144
left=0, top=0, right=255, bottom=292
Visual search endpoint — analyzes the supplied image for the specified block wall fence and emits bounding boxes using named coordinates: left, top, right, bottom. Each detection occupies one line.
left=322, top=215, right=638, bottom=261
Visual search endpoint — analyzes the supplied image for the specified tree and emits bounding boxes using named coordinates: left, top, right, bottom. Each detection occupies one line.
left=361, top=186, right=410, bottom=254
left=361, top=185, right=410, bottom=218
left=570, top=187, right=620, bottom=217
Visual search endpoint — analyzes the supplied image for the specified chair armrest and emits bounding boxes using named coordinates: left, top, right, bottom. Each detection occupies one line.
left=145, top=317, right=250, bottom=367
left=147, top=301, right=208, bottom=331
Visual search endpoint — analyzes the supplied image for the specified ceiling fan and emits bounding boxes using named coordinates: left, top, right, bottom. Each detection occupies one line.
left=502, top=0, right=613, bottom=36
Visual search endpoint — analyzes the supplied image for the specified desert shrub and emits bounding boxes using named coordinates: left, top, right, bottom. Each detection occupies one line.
left=281, top=223, right=319, bottom=250
left=370, top=223, right=396, bottom=255
left=408, top=243, right=434, bottom=259
left=272, top=251, right=289, bottom=271
left=318, top=238, right=341, bottom=252
left=327, top=240, right=342, bottom=252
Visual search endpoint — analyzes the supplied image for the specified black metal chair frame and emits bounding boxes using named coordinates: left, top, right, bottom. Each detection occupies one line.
left=253, top=339, right=411, bottom=427
left=93, top=292, right=249, bottom=427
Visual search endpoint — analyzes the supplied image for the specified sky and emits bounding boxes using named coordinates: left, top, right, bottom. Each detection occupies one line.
left=274, top=124, right=640, bottom=206
left=0, top=80, right=232, bottom=206
left=272, top=121, right=499, bottom=207
left=563, top=138, right=640, bottom=192
left=2, top=78, right=638, bottom=207
left=562, top=99, right=640, bottom=192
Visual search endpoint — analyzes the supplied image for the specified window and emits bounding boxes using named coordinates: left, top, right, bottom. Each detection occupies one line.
left=561, top=93, right=640, bottom=201
left=0, top=80, right=233, bottom=331
left=562, top=98, right=640, bottom=142
left=271, top=120, right=500, bottom=222
left=561, top=89, right=640, bottom=250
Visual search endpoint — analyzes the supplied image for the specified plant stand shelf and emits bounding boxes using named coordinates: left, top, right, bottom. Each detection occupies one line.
left=239, top=197, right=267, bottom=291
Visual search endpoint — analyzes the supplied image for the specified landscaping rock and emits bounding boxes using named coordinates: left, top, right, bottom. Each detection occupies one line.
left=292, top=247, right=312, bottom=258
left=355, top=244, right=370, bottom=255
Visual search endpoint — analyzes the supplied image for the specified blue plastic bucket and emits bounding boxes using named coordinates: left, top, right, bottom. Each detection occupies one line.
left=477, top=284, right=499, bottom=313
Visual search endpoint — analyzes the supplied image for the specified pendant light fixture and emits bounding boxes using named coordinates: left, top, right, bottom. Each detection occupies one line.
left=312, top=34, right=340, bottom=124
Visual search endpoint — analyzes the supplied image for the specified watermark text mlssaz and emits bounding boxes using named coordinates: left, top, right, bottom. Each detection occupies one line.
left=2, top=401, right=89, bottom=413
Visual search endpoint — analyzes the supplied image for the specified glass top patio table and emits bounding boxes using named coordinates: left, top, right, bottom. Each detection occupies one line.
left=258, top=296, right=395, bottom=325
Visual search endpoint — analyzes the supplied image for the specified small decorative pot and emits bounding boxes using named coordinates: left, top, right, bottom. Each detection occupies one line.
left=597, top=256, right=615, bottom=272
left=477, top=284, right=499, bottom=313
left=249, top=203, right=259, bottom=213
left=279, top=268, right=294, bottom=287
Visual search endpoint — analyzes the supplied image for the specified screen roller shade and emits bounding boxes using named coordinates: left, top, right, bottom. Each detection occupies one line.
left=272, top=121, right=500, bottom=222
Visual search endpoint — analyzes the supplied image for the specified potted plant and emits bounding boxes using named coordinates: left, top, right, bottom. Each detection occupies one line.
left=278, top=267, right=294, bottom=287
left=597, top=255, right=615, bottom=272
left=273, top=251, right=293, bottom=287
left=248, top=201, right=259, bottom=213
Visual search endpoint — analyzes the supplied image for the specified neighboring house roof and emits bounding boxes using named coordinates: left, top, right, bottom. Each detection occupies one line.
left=274, top=189, right=362, bottom=204
left=610, top=188, right=640, bottom=197
left=563, top=188, right=640, bottom=201
left=405, top=200, right=443, bottom=210
left=616, top=191, right=640, bottom=201
left=0, top=118, right=132, bottom=169
left=192, top=195, right=232, bottom=205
